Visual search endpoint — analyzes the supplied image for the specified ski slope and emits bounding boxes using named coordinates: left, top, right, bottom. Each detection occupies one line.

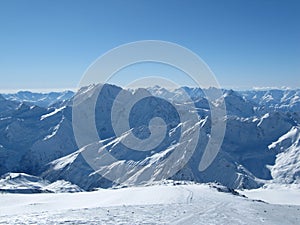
left=0, top=183, right=299, bottom=224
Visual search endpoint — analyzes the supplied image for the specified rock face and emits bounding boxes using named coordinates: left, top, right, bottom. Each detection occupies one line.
left=0, top=85, right=299, bottom=190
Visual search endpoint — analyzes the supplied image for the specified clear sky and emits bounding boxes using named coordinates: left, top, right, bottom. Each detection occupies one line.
left=0, top=0, right=299, bottom=91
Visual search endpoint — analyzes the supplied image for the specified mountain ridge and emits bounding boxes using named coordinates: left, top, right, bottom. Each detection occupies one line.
left=0, top=84, right=299, bottom=191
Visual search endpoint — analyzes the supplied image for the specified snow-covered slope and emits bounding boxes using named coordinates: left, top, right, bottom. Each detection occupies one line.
left=43, top=85, right=300, bottom=189
left=268, top=126, right=300, bottom=185
left=0, top=183, right=299, bottom=224
left=240, top=89, right=300, bottom=113
left=0, top=172, right=82, bottom=193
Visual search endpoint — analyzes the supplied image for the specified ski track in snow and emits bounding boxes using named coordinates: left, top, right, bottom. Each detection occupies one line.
left=0, top=184, right=300, bottom=225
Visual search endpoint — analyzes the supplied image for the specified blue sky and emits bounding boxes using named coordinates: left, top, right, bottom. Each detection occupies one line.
left=0, top=0, right=299, bottom=91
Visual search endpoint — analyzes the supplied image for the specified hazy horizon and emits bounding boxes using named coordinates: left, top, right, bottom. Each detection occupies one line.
left=1, top=84, right=299, bottom=94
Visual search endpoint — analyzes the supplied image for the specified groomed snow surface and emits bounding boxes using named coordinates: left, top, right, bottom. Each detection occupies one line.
left=1, top=183, right=300, bottom=225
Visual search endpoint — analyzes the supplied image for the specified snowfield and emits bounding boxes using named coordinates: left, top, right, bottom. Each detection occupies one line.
left=0, top=183, right=300, bottom=225
left=241, top=183, right=300, bottom=205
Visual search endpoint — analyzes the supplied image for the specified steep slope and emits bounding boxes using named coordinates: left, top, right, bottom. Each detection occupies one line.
left=0, top=101, right=75, bottom=176
left=0, top=94, right=19, bottom=113
left=42, top=84, right=299, bottom=190
left=268, top=126, right=300, bottom=185
left=23, top=108, right=78, bottom=174
left=0, top=103, right=49, bottom=174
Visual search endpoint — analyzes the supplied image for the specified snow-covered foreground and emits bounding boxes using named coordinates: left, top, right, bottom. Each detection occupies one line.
left=241, top=184, right=300, bottom=205
left=1, top=183, right=299, bottom=224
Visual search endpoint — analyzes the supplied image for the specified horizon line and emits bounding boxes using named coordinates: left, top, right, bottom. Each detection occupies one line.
left=0, top=84, right=298, bottom=94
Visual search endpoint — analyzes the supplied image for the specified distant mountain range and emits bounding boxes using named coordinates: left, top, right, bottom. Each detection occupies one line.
left=0, top=85, right=299, bottom=192
left=2, top=91, right=74, bottom=108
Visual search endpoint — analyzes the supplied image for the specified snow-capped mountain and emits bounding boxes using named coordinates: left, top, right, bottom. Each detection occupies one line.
left=0, top=172, right=82, bottom=193
left=149, top=87, right=300, bottom=114
left=2, top=91, right=74, bottom=108
left=268, top=126, right=300, bottom=185
left=0, top=84, right=299, bottom=191
left=239, top=89, right=300, bottom=113
left=0, top=94, right=20, bottom=113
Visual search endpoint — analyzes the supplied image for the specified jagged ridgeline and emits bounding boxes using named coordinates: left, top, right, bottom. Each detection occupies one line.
left=0, top=85, right=299, bottom=191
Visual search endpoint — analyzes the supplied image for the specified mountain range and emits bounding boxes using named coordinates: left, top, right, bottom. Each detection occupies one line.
left=0, top=85, right=299, bottom=192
